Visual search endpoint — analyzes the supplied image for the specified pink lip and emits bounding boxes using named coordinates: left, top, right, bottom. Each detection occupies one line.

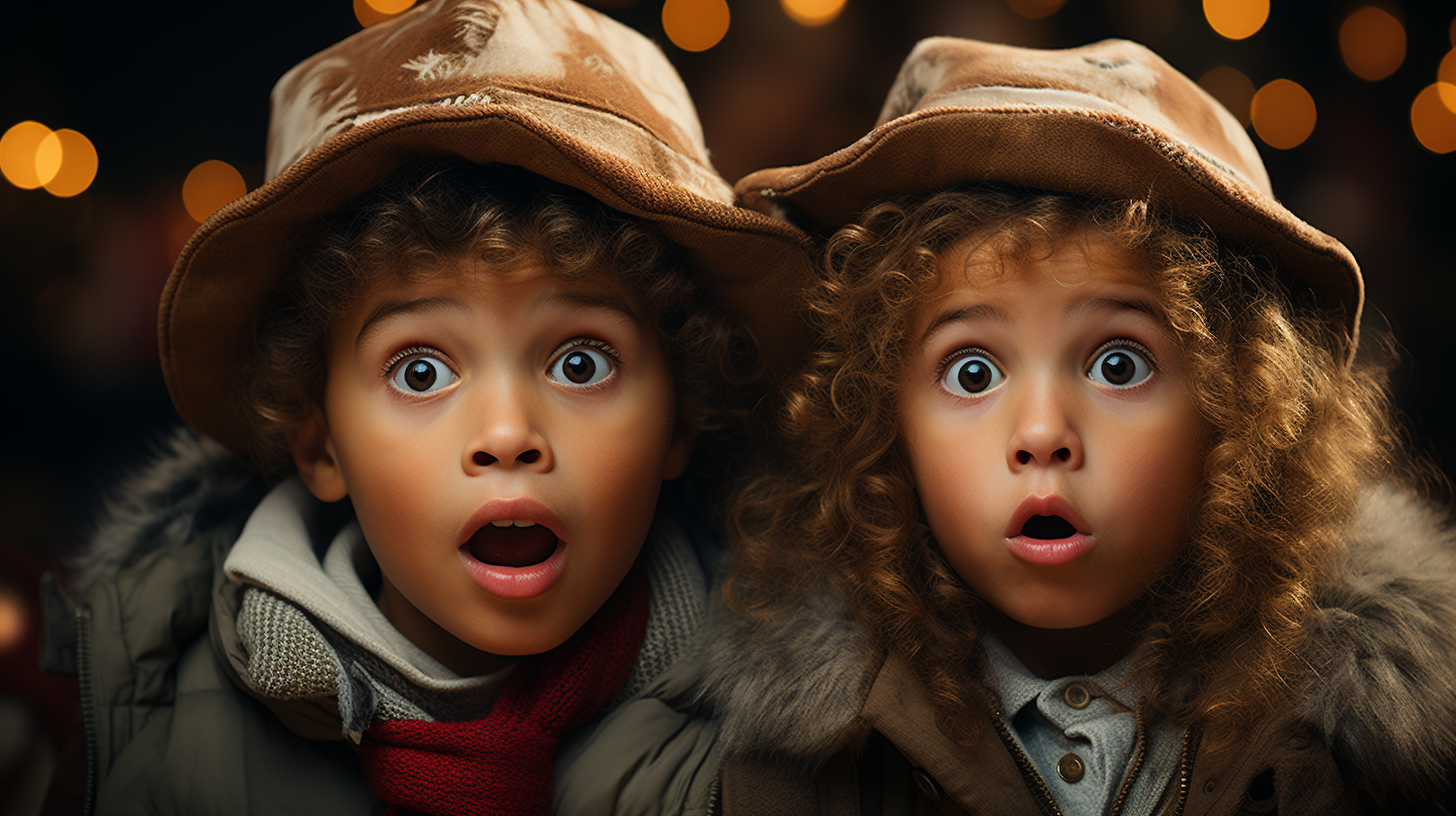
left=456, top=498, right=568, bottom=600
left=1005, top=494, right=1094, bottom=566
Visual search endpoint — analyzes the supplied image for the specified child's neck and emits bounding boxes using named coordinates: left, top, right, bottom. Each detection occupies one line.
left=988, top=606, right=1144, bottom=680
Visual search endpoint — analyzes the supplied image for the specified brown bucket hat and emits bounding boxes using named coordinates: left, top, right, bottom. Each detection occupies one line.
left=161, top=0, right=814, bottom=457
left=736, top=36, right=1363, bottom=359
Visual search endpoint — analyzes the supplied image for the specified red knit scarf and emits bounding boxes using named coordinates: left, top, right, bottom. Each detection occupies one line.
left=357, top=562, right=650, bottom=816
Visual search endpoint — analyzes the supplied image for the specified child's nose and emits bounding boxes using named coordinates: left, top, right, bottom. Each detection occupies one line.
left=463, top=392, right=552, bottom=472
left=1007, top=388, right=1083, bottom=471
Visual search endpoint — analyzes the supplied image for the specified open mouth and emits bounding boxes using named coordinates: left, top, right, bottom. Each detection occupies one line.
left=1020, top=514, right=1078, bottom=540
left=465, top=522, right=560, bottom=567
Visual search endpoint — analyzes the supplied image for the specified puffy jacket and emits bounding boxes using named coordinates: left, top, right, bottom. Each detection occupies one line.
left=40, top=429, right=720, bottom=815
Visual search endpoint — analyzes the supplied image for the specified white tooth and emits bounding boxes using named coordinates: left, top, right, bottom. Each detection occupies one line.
left=513, top=520, right=536, bottom=528
left=490, top=519, right=513, bottom=527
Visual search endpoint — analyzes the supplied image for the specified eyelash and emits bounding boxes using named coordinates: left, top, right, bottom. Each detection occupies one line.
left=1090, top=338, right=1158, bottom=368
left=935, top=346, right=996, bottom=380
left=381, top=344, right=450, bottom=379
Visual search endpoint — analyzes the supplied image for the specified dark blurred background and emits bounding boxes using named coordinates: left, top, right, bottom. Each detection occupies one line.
left=2, top=0, right=1453, bottom=811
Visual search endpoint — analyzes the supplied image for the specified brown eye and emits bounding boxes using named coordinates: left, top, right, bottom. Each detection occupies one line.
left=390, top=354, right=456, bottom=394
left=942, top=352, right=1003, bottom=397
left=1088, top=345, right=1153, bottom=388
left=550, top=345, right=614, bottom=387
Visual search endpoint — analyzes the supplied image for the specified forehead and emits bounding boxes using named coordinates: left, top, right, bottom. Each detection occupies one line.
left=353, top=253, right=645, bottom=318
left=930, top=227, right=1154, bottom=303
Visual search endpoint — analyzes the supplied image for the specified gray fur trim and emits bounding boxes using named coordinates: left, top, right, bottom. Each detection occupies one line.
left=1299, top=483, right=1456, bottom=799
left=65, top=427, right=264, bottom=600
left=695, top=587, right=879, bottom=769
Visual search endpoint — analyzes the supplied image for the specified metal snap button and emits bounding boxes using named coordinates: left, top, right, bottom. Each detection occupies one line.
left=1057, top=753, right=1086, bottom=783
left=913, top=768, right=941, bottom=802
left=1063, top=682, right=1091, bottom=710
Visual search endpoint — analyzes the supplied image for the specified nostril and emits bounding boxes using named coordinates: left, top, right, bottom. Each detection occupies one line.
left=518, top=450, right=540, bottom=464
left=473, top=451, right=497, bottom=466
left=1016, top=450, right=1032, bottom=465
left=1055, top=447, right=1071, bottom=462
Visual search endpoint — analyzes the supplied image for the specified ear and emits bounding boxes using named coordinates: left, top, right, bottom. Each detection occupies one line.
left=662, top=424, right=697, bottom=481
left=288, top=406, right=348, bottom=502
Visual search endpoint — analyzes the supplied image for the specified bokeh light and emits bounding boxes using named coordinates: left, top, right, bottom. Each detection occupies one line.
left=1251, top=79, right=1316, bottom=149
left=1439, top=50, right=1456, bottom=113
left=1203, top=0, right=1268, bottom=41
left=780, top=0, right=847, bottom=27
left=355, top=0, right=416, bottom=27
left=1339, top=7, right=1405, bottom=81
left=39, top=129, right=98, bottom=198
left=182, top=160, right=248, bottom=223
left=1198, top=65, right=1255, bottom=127
left=662, top=0, right=729, bottom=52
left=1006, top=0, right=1066, bottom=20
left=1, top=121, right=55, bottom=190
left=0, top=586, right=26, bottom=654
left=1411, top=84, right=1456, bottom=154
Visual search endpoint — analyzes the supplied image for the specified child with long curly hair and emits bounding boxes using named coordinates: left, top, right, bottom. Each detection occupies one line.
left=694, top=37, right=1456, bottom=815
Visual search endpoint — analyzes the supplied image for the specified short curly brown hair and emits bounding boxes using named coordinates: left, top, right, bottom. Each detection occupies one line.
left=245, top=161, right=758, bottom=478
left=728, top=183, right=1405, bottom=747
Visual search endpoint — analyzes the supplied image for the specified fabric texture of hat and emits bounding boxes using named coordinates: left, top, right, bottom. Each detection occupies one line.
left=161, top=0, right=813, bottom=457
left=736, top=36, right=1362, bottom=357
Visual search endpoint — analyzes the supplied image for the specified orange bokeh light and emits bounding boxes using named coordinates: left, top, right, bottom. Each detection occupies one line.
left=1251, top=79, right=1316, bottom=149
left=662, top=0, right=729, bottom=52
left=1340, top=7, right=1405, bottom=81
left=1006, top=0, right=1067, bottom=20
left=1439, top=50, right=1456, bottom=113
left=1198, top=65, right=1255, bottom=128
left=365, top=0, right=416, bottom=12
left=1, top=121, right=54, bottom=190
left=182, top=160, right=248, bottom=223
left=1411, top=83, right=1456, bottom=154
left=40, top=129, right=98, bottom=198
left=780, top=0, right=847, bottom=27
left=1204, top=0, right=1268, bottom=40
left=355, top=0, right=414, bottom=27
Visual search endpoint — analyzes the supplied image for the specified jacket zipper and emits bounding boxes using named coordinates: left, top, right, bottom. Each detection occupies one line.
left=989, top=711, right=1064, bottom=816
left=75, top=605, right=98, bottom=816
left=1107, top=702, right=1150, bottom=816
left=1165, top=728, right=1200, bottom=816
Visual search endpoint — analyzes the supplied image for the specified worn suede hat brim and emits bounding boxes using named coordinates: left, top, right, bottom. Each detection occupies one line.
left=737, top=38, right=1362, bottom=359
left=161, top=0, right=814, bottom=458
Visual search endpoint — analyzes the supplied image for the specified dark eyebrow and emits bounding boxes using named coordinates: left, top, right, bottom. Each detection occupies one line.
left=355, top=295, right=462, bottom=349
left=919, top=303, right=1008, bottom=345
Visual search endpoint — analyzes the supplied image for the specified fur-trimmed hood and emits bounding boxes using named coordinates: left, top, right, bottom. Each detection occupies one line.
left=695, top=483, right=1456, bottom=804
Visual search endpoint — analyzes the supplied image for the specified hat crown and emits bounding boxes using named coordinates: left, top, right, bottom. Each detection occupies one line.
left=878, top=37, right=1272, bottom=196
left=266, top=0, right=715, bottom=191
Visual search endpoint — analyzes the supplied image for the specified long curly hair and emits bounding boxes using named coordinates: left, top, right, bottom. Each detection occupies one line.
left=245, top=161, right=759, bottom=488
left=728, top=184, right=1406, bottom=747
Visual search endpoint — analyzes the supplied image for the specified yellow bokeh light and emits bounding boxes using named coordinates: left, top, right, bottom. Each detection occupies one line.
left=1412, top=83, right=1456, bottom=154
left=1, top=121, right=55, bottom=190
left=780, top=0, right=846, bottom=27
left=662, top=0, right=729, bottom=52
left=41, top=129, right=99, bottom=198
left=182, top=160, right=248, bottom=223
left=1198, top=65, right=1255, bottom=127
left=1339, top=7, right=1405, bottom=81
left=365, top=0, right=416, bottom=12
left=1251, top=79, right=1316, bottom=149
left=1204, top=0, right=1268, bottom=40
left=1006, top=0, right=1066, bottom=19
